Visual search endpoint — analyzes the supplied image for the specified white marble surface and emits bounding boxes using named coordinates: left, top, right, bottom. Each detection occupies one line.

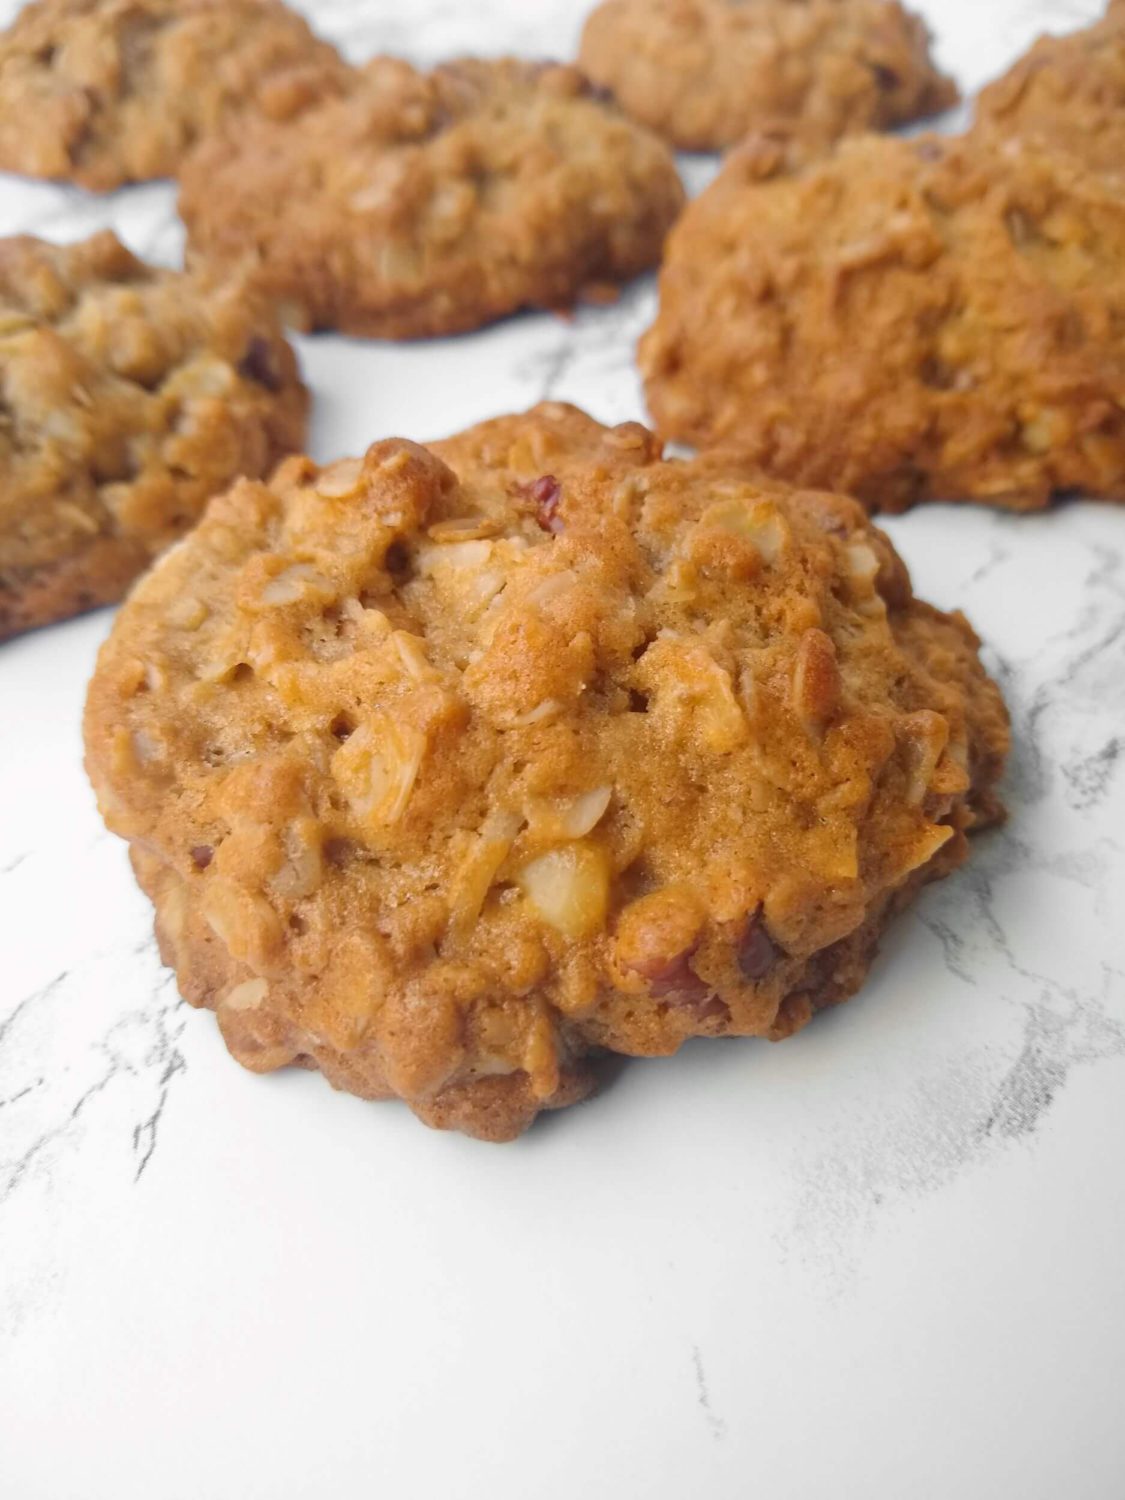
left=2, top=2, right=1124, bottom=1497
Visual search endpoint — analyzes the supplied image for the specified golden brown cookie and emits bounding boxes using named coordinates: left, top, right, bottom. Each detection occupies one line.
left=640, top=131, right=1125, bottom=511
left=977, top=6, right=1125, bottom=179
left=0, top=232, right=306, bottom=640
left=84, top=403, right=1008, bottom=1141
left=0, top=0, right=346, bottom=191
left=178, top=57, right=686, bottom=339
left=578, top=0, right=957, bottom=152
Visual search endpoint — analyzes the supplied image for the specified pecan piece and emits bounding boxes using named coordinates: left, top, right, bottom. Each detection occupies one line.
left=237, top=334, right=283, bottom=392
left=530, top=474, right=563, bottom=533
left=737, top=908, right=779, bottom=981
left=615, top=886, right=710, bottom=999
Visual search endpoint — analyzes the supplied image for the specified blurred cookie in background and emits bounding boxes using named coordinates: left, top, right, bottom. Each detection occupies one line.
left=976, top=4, right=1125, bottom=179
left=641, top=131, right=1125, bottom=511
left=179, top=58, right=685, bottom=339
left=579, top=0, right=957, bottom=152
left=0, top=0, right=346, bottom=190
left=0, top=231, right=306, bottom=639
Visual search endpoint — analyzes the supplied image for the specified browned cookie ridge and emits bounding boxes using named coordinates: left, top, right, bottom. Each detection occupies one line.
left=178, top=58, right=686, bottom=339
left=977, top=5, right=1125, bottom=180
left=0, top=232, right=306, bottom=639
left=578, top=0, right=957, bottom=152
left=0, top=0, right=347, bottom=191
left=84, top=404, right=1009, bottom=1141
left=641, top=131, right=1125, bottom=511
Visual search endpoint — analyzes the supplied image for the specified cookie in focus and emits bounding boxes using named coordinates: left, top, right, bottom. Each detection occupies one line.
left=84, top=403, right=1009, bottom=1140
left=0, top=231, right=306, bottom=640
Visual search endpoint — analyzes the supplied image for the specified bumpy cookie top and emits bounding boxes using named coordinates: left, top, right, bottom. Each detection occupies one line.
left=641, top=131, right=1125, bottom=511
left=179, top=57, right=686, bottom=338
left=0, top=0, right=346, bottom=190
left=578, top=0, right=957, bottom=152
left=977, top=7, right=1125, bottom=179
left=85, top=404, right=1008, bottom=1139
left=0, top=231, right=306, bottom=639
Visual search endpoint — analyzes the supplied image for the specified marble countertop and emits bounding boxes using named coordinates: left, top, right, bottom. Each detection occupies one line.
left=2, top=2, right=1123, bottom=1497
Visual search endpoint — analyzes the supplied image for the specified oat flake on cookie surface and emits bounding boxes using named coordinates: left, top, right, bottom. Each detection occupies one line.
left=84, top=404, right=1009, bottom=1140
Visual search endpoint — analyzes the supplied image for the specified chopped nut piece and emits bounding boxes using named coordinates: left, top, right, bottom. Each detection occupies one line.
left=531, top=475, right=564, bottom=534
left=331, top=713, right=427, bottom=829
left=526, top=786, right=613, bottom=843
left=417, top=539, right=494, bottom=573
left=260, top=564, right=336, bottom=607
left=792, top=628, right=841, bottom=733
left=615, top=885, right=708, bottom=997
left=201, top=877, right=283, bottom=968
left=899, top=710, right=950, bottom=805
left=845, top=542, right=880, bottom=585
left=699, top=496, right=788, bottom=565
left=645, top=641, right=748, bottom=753
left=516, top=841, right=610, bottom=939
left=225, top=978, right=269, bottom=1012
left=449, top=810, right=523, bottom=941
left=897, top=821, right=955, bottom=876
left=316, top=458, right=366, bottom=500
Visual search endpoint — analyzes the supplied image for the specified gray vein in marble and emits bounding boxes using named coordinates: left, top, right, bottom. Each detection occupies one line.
left=1, top=1057, right=123, bottom=1207
left=1064, top=738, right=1122, bottom=812
left=0, top=970, right=68, bottom=1050
left=779, top=976, right=1125, bottom=1285
left=131, top=1016, right=188, bottom=1183
left=692, top=1347, right=728, bottom=1442
left=0, top=957, right=189, bottom=1208
left=0, top=1081, right=41, bottom=1110
left=980, top=988, right=1125, bottom=1142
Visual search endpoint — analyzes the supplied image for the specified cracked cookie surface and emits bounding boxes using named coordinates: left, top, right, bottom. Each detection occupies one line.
left=977, top=6, right=1125, bottom=180
left=641, top=131, right=1125, bottom=511
left=578, top=0, right=957, bottom=152
left=84, top=403, right=1008, bottom=1140
left=0, top=231, right=306, bottom=639
left=0, top=0, right=346, bottom=190
left=179, top=57, right=686, bottom=339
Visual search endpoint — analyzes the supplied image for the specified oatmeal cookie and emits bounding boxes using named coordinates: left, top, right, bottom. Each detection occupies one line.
left=0, top=231, right=306, bottom=640
left=0, top=0, right=346, bottom=191
left=178, top=57, right=685, bottom=339
left=578, top=0, right=957, bottom=153
left=977, top=6, right=1125, bottom=179
left=84, top=403, right=1008, bottom=1140
left=640, top=131, right=1125, bottom=511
